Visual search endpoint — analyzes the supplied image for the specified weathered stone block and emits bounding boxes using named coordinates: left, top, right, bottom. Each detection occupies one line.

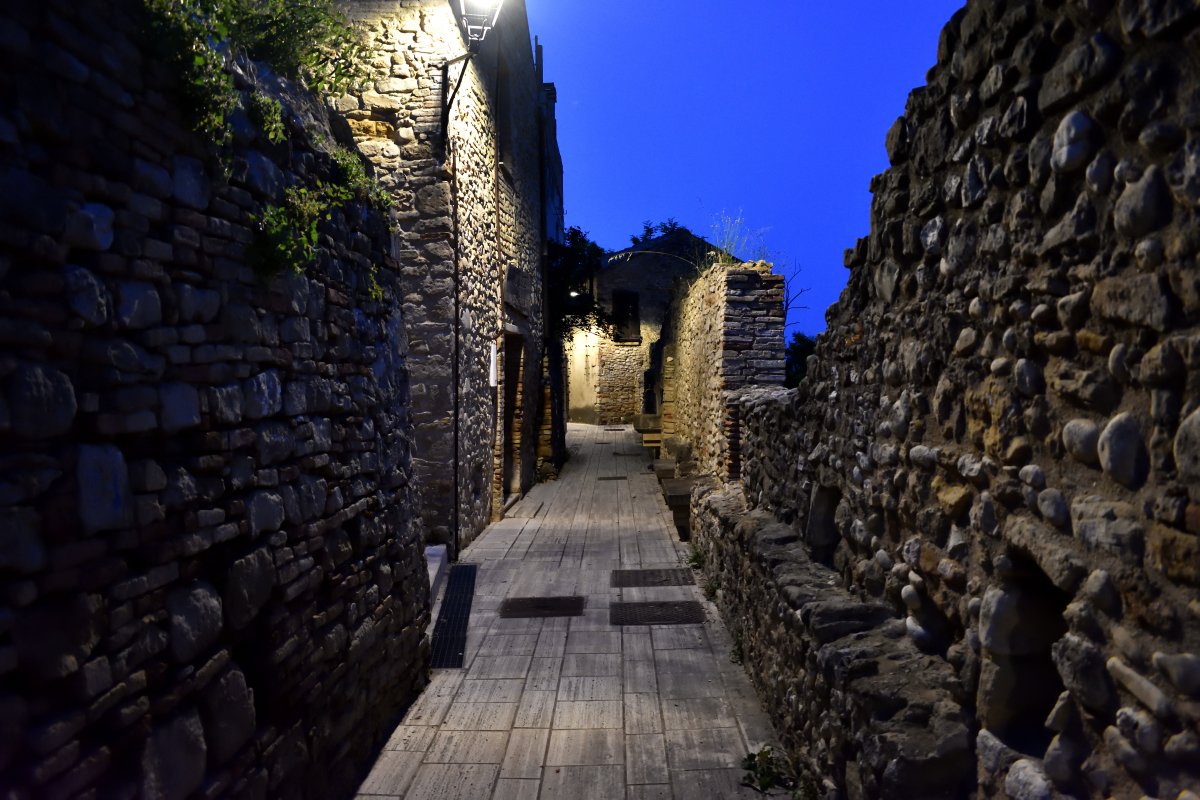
left=166, top=582, right=223, bottom=663
left=141, top=708, right=207, bottom=800
left=225, top=548, right=276, bottom=630
left=160, top=383, right=201, bottom=433
left=77, top=444, right=133, bottom=534
left=243, top=370, right=282, bottom=419
left=172, top=156, right=210, bottom=210
left=6, top=363, right=77, bottom=439
left=200, top=667, right=256, bottom=763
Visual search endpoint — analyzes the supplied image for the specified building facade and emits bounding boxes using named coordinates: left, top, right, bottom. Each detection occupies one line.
left=565, top=229, right=710, bottom=425
left=341, top=0, right=564, bottom=550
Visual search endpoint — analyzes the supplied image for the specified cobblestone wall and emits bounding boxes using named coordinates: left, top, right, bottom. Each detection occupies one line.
left=666, top=261, right=784, bottom=480
left=692, top=481, right=974, bottom=799
left=699, top=1, right=1200, bottom=797
left=0, top=3, right=426, bottom=798
left=340, top=0, right=550, bottom=543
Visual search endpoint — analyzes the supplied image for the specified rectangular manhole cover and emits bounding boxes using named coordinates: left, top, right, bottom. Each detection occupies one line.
left=610, top=601, right=706, bottom=626
left=430, top=564, right=477, bottom=668
left=499, top=596, right=586, bottom=618
left=611, top=568, right=695, bottom=588
left=597, top=476, right=627, bottom=481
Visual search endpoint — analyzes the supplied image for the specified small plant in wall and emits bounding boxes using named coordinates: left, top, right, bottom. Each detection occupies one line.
left=250, top=175, right=387, bottom=299
left=249, top=185, right=326, bottom=277
left=740, top=746, right=818, bottom=798
left=247, top=90, right=286, bottom=144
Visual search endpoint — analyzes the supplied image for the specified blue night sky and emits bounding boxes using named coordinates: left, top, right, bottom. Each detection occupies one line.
left=524, top=1, right=965, bottom=336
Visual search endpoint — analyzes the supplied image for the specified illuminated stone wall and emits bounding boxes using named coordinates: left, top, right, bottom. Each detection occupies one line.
left=695, top=1, right=1200, bottom=796
left=341, top=0, right=557, bottom=540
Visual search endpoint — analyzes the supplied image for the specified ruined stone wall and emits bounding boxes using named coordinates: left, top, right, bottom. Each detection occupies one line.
left=0, top=2, right=427, bottom=798
left=341, top=0, right=547, bottom=542
left=596, top=339, right=643, bottom=424
left=701, top=2, right=1200, bottom=797
left=692, top=481, right=974, bottom=799
left=667, top=261, right=784, bottom=480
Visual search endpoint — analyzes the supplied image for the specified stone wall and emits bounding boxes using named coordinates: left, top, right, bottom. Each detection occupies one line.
left=665, top=261, right=784, bottom=480
left=340, top=0, right=553, bottom=543
left=596, top=339, right=643, bottom=424
left=698, top=1, right=1200, bottom=797
left=692, top=480, right=974, bottom=799
left=0, top=3, right=426, bottom=798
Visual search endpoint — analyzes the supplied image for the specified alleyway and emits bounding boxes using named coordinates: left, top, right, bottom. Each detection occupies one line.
left=355, top=424, right=781, bottom=800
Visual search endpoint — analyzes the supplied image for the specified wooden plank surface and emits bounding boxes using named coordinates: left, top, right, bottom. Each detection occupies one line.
left=356, top=424, right=777, bottom=800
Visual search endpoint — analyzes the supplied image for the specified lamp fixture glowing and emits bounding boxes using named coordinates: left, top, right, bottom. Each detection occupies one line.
left=460, top=0, right=504, bottom=42
left=569, top=290, right=580, bottom=298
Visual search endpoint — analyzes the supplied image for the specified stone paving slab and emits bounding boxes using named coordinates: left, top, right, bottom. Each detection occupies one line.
left=356, top=424, right=781, bottom=800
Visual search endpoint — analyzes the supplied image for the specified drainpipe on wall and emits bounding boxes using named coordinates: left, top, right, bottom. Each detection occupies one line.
left=451, top=149, right=461, bottom=562
left=442, top=52, right=469, bottom=563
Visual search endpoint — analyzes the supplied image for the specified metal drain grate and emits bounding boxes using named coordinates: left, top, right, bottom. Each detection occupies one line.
left=597, top=476, right=627, bottom=481
left=499, top=596, right=586, bottom=618
left=613, top=452, right=645, bottom=457
left=604, top=427, right=625, bottom=431
left=430, top=564, right=477, bottom=668
left=611, top=568, right=695, bottom=588
left=610, top=601, right=706, bottom=626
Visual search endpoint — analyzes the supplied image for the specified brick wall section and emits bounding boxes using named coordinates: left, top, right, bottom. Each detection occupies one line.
left=340, top=0, right=548, bottom=542
left=0, top=2, right=427, bottom=798
left=665, top=261, right=784, bottom=480
left=695, top=1, right=1200, bottom=796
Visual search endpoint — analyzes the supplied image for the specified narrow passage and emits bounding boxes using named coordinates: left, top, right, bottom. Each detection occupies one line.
left=356, top=424, right=781, bottom=800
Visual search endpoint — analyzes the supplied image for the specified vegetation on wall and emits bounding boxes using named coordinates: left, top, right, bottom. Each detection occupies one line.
left=145, top=0, right=391, bottom=296
left=546, top=227, right=612, bottom=341
left=144, top=0, right=366, bottom=146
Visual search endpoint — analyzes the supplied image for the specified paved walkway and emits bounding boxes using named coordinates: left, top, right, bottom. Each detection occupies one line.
left=356, top=424, right=780, bottom=800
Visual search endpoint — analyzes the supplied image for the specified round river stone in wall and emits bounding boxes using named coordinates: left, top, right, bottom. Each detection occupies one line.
left=1175, top=409, right=1200, bottom=491
left=1098, top=413, right=1148, bottom=488
left=1063, top=418, right=1101, bottom=465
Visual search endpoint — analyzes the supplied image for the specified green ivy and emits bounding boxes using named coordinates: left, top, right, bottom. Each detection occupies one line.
left=250, top=180, right=388, bottom=301
left=330, top=145, right=395, bottom=211
left=145, top=0, right=239, bottom=146
left=250, top=185, right=325, bottom=276
left=248, top=91, right=286, bottom=144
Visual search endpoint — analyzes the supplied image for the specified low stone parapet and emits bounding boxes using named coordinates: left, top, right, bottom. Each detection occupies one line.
left=692, top=483, right=974, bottom=799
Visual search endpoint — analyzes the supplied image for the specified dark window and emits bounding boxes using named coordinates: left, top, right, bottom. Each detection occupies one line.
left=612, top=291, right=640, bottom=341
left=496, top=53, right=512, bottom=167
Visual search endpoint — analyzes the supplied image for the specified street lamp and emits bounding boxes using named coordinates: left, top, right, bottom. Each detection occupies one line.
left=460, top=0, right=504, bottom=43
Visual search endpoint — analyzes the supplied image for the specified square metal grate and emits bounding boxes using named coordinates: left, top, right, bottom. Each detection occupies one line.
left=611, top=568, right=695, bottom=588
left=498, top=596, right=586, bottom=618
left=430, top=564, right=477, bottom=668
left=610, top=601, right=706, bottom=626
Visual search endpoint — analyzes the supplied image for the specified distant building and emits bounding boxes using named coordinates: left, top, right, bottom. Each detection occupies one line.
left=341, top=0, right=564, bottom=551
left=566, top=228, right=711, bottom=424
